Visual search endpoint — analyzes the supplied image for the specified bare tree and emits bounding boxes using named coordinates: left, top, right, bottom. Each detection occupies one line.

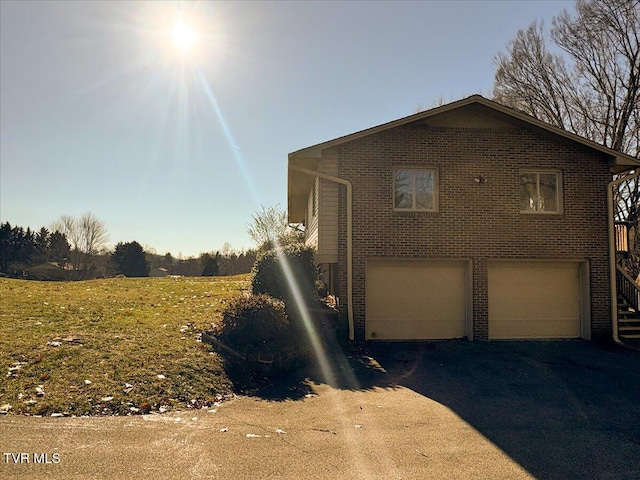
left=51, top=212, right=109, bottom=273
left=246, top=204, right=287, bottom=248
left=414, top=96, right=464, bottom=114
left=493, top=0, right=640, bottom=273
left=50, top=215, right=79, bottom=248
left=78, top=212, right=109, bottom=257
left=50, top=215, right=81, bottom=269
left=246, top=204, right=301, bottom=252
left=494, top=0, right=640, bottom=156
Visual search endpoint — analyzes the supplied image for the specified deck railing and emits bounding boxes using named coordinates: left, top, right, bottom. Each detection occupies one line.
left=614, top=222, right=629, bottom=255
left=616, top=265, right=640, bottom=313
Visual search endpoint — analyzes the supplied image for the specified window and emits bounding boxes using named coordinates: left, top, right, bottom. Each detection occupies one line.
left=393, top=168, right=437, bottom=211
left=519, top=171, right=562, bottom=213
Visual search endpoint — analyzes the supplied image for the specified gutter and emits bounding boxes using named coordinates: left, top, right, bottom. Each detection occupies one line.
left=608, top=169, right=639, bottom=344
left=290, top=165, right=355, bottom=341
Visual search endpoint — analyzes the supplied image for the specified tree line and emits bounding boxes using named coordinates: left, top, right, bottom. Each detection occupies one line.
left=0, top=213, right=257, bottom=280
left=0, top=223, right=71, bottom=277
left=142, top=248, right=257, bottom=278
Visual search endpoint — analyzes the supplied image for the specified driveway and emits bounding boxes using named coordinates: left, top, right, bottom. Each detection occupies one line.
left=1, top=340, right=639, bottom=479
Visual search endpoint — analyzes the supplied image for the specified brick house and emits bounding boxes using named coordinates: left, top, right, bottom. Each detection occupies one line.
left=287, top=95, right=639, bottom=342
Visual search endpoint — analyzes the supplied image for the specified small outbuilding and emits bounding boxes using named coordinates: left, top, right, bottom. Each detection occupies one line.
left=150, top=267, right=169, bottom=278
left=28, top=262, right=74, bottom=281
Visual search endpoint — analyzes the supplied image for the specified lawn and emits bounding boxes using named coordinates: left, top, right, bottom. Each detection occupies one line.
left=0, top=275, right=250, bottom=416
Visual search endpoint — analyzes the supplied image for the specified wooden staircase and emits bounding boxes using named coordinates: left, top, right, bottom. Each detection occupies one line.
left=618, top=297, right=640, bottom=340
left=616, top=266, right=640, bottom=341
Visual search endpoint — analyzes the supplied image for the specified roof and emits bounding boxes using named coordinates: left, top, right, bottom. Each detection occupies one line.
left=288, top=95, right=640, bottom=222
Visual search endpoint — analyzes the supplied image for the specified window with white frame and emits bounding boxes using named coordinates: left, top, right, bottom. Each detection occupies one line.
left=519, top=171, right=562, bottom=213
left=393, top=168, right=438, bottom=211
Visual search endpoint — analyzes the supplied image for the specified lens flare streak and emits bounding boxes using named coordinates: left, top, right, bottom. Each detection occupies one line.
left=196, top=69, right=260, bottom=204
left=196, top=67, right=352, bottom=388
left=183, top=49, right=394, bottom=478
left=195, top=68, right=360, bottom=388
left=273, top=245, right=338, bottom=386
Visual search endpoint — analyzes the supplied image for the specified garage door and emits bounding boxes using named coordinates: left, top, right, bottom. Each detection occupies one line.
left=488, top=261, right=582, bottom=339
left=366, top=259, right=468, bottom=340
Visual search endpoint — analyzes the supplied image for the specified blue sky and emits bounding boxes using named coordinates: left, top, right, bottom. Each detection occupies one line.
left=0, top=0, right=574, bottom=257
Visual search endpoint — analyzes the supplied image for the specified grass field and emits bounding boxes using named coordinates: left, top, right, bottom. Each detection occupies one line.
left=0, top=275, right=250, bottom=416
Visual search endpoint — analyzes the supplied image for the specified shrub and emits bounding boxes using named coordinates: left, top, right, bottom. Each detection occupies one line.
left=251, top=243, right=317, bottom=305
left=218, top=294, right=290, bottom=353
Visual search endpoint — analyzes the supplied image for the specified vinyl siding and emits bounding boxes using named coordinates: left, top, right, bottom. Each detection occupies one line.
left=304, top=178, right=319, bottom=249
left=317, top=155, right=339, bottom=263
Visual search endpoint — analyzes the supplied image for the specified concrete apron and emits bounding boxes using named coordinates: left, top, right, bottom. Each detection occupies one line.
left=2, top=340, right=639, bottom=480
left=0, top=383, right=532, bottom=480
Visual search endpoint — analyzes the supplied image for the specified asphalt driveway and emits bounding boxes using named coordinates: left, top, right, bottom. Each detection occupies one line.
left=1, top=340, right=639, bottom=479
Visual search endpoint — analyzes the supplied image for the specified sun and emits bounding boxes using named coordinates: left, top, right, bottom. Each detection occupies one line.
left=172, top=21, right=196, bottom=53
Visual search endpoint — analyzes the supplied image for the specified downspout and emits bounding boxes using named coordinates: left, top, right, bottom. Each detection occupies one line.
left=608, top=169, right=639, bottom=344
left=290, top=165, right=354, bottom=341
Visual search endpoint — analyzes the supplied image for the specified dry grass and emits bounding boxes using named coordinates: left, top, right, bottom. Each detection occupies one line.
left=0, top=275, right=250, bottom=416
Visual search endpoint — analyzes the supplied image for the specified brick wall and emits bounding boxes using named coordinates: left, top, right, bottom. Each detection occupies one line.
left=332, top=124, right=612, bottom=341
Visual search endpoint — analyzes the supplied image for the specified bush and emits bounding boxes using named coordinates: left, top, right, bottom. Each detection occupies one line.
left=218, top=294, right=290, bottom=353
left=251, top=243, right=317, bottom=305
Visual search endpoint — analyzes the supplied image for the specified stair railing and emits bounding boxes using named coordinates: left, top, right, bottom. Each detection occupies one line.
left=616, top=265, right=640, bottom=313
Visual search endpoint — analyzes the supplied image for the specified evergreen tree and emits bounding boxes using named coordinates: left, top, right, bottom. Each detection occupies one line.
left=111, top=241, right=150, bottom=277
left=33, top=227, right=50, bottom=264
left=162, top=252, right=174, bottom=271
left=201, top=253, right=219, bottom=276
left=49, top=231, right=71, bottom=266
left=0, top=222, right=12, bottom=273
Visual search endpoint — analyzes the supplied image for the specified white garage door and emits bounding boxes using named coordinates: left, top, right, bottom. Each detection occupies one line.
left=366, top=259, right=468, bottom=340
left=488, top=261, right=582, bottom=339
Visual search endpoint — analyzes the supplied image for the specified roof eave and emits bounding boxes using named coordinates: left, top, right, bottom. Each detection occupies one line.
left=289, top=94, right=640, bottom=170
left=289, top=95, right=487, bottom=159
left=288, top=153, right=316, bottom=223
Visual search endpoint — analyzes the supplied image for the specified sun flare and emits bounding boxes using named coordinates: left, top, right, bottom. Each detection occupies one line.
left=172, top=21, right=196, bottom=53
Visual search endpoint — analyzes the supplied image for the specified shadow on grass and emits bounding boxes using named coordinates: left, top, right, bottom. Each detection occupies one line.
left=235, top=334, right=640, bottom=480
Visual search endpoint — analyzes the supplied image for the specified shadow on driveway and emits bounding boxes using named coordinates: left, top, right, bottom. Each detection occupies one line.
left=249, top=339, right=640, bottom=480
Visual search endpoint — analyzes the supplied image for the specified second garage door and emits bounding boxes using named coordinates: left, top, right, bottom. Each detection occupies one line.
left=366, top=259, right=469, bottom=340
left=488, top=261, right=584, bottom=339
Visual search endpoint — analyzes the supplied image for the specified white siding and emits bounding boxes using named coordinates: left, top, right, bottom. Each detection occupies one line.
left=316, top=156, right=339, bottom=263
left=304, top=178, right=319, bottom=249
